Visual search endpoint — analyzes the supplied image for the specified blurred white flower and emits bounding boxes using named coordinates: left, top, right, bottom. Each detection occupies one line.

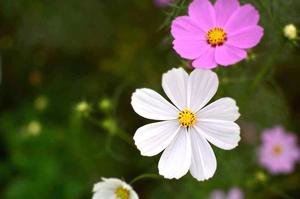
left=27, top=120, right=42, bottom=136
left=283, top=24, right=298, bottom=40
left=131, top=68, right=240, bottom=181
left=92, top=178, right=138, bottom=199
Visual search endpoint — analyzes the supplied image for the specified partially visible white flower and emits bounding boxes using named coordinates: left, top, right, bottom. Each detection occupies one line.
left=92, top=178, right=138, bottom=199
left=131, top=68, right=240, bottom=181
left=283, top=24, right=298, bottom=40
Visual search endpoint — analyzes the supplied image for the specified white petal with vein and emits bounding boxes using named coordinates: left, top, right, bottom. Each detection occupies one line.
left=189, top=127, right=217, bottom=181
left=134, top=120, right=180, bottom=157
left=187, top=69, right=219, bottom=112
left=158, top=128, right=191, bottom=179
left=162, top=68, right=188, bottom=110
left=195, top=120, right=240, bottom=150
left=131, top=88, right=178, bottom=120
left=197, top=97, right=240, bottom=121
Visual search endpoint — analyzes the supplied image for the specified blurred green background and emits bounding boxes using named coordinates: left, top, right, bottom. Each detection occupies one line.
left=0, top=0, right=300, bottom=198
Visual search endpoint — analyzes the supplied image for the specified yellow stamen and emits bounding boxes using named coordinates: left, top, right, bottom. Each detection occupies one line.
left=115, top=187, right=129, bottom=199
left=272, top=144, right=283, bottom=156
left=207, top=27, right=227, bottom=46
left=178, top=109, right=197, bottom=128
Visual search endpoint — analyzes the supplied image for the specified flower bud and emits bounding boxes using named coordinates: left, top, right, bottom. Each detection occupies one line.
left=283, top=24, right=298, bottom=40
left=27, top=120, right=42, bottom=136
left=98, top=98, right=112, bottom=112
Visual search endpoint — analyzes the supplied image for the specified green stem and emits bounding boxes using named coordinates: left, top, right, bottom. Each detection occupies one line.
left=117, top=129, right=135, bottom=147
left=129, top=173, right=162, bottom=185
left=86, top=114, right=102, bottom=126
left=268, top=186, right=293, bottom=199
left=86, top=115, right=134, bottom=147
left=250, top=61, right=273, bottom=91
left=158, top=0, right=186, bottom=31
left=250, top=44, right=284, bottom=91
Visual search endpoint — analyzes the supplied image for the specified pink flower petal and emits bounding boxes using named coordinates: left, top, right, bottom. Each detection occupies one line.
left=215, top=45, right=247, bottom=66
left=173, top=39, right=209, bottom=59
left=225, top=4, right=260, bottom=34
left=209, top=190, right=226, bottom=199
left=192, top=47, right=217, bottom=69
left=259, top=126, right=300, bottom=174
left=227, top=26, right=264, bottom=48
left=227, top=187, right=244, bottom=199
left=215, top=0, right=240, bottom=27
left=188, top=0, right=216, bottom=32
left=171, top=16, right=205, bottom=39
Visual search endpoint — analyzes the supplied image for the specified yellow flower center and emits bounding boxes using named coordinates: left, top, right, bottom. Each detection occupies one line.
left=115, top=187, right=129, bottom=199
left=178, top=109, right=197, bottom=128
left=272, top=144, right=283, bottom=156
left=207, top=27, right=227, bottom=46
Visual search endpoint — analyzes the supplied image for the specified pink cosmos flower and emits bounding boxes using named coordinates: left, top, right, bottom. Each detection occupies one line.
left=154, top=0, right=173, bottom=7
left=210, top=187, right=244, bottom=199
left=171, top=0, right=264, bottom=69
left=259, top=126, right=300, bottom=174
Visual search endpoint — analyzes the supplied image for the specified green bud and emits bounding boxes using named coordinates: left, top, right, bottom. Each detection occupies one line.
left=101, top=118, right=118, bottom=135
left=99, top=98, right=112, bottom=112
left=27, top=120, right=42, bottom=136
left=34, top=95, right=49, bottom=111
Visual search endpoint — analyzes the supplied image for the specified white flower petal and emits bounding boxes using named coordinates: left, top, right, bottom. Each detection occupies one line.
left=129, top=190, right=139, bottom=199
left=197, top=97, right=240, bottom=121
left=189, top=127, right=217, bottom=181
left=92, top=192, right=112, bottom=199
left=92, top=179, right=119, bottom=199
left=158, top=128, right=191, bottom=179
left=131, top=88, right=178, bottom=120
left=195, top=120, right=240, bottom=150
left=162, top=68, right=188, bottom=110
left=133, top=120, right=180, bottom=156
left=187, top=69, right=219, bottom=112
left=93, top=178, right=138, bottom=199
left=93, top=178, right=120, bottom=192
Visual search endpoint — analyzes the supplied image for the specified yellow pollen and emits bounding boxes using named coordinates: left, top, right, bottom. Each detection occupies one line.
left=272, top=144, right=283, bottom=156
left=207, top=27, right=227, bottom=46
left=115, top=187, right=129, bottom=199
left=178, top=109, right=196, bottom=128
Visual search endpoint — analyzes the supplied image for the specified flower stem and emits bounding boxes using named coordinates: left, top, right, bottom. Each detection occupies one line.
left=129, top=173, right=162, bottom=185
left=268, top=186, right=293, bottom=199
left=158, top=0, right=187, bottom=31
left=250, top=44, right=284, bottom=91
left=117, top=129, right=135, bottom=146
left=86, top=114, right=134, bottom=147
left=250, top=60, right=273, bottom=91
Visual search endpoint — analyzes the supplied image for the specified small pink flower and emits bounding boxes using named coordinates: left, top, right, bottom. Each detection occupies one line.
left=171, top=0, right=264, bottom=69
left=154, top=0, right=173, bottom=7
left=259, top=126, right=300, bottom=174
left=210, top=187, right=244, bottom=199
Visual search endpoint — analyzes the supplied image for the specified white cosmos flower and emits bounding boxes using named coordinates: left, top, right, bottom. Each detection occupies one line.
left=92, top=178, right=138, bottom=199
left=131, top=68, right=240, bottom=181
